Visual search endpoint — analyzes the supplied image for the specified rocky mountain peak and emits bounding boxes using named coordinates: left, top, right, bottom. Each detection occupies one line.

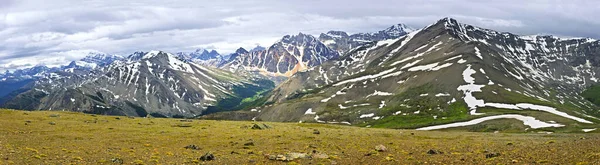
left=235, top=47, right=249, bottom=54
left=250, top=45, right=266, bottom=52
left=324, top=31, right=349, bottom=38
left=126, top=50, right=177, bottom=62
left=383, top=23, right=416, bottom=36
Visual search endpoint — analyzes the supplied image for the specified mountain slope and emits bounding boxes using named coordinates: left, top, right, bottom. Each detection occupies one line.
left=245, top=18, right=600, bottom=132
left=2, top=51, right=273, bottom=117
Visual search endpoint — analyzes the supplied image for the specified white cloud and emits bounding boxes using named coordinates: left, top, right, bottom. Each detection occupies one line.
left=0, top=0, right=599, bottom=72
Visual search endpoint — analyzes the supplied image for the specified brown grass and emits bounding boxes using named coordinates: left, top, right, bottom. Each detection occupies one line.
left=0, top=109, right=598, bottom=164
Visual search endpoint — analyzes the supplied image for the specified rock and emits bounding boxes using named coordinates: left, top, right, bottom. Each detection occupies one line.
left=180, top=119, right=193, bottom=122
left=49, top=114, right=60, bottom=117
left=111, top=158, right=123, bottom=164
left=385, top=156, right=394, bottom=161
left=276, top=155, right=287, bottom=161
left=485, top=152, right=501, bottom=159
left=173, top=123, right=192, bottom=127
left=287, top=152, right=309, bottom=159
left=25, top=120, right=32, bottom=123
left=313, top=129, right=320, bottom=134
left=427, top=149, right=443, bottom=155
left=184, top=145, right=200, bottom=150
left=115, top=117, right=120, bottom=120
left=244, top=142, right=255, bottom=146
left=312, top=153, right=329, bottom=159
left=251, top=123, right=271, bottom=130
left=127, top=116, right=135, bottom=119
left=266, top=153, right=301, bottom=162
left=511, top=159, right=519, bottom=163
left=48, top=122, right=56, bottom=125
left=199, top=152, right=215, bottom=161
left=375, top=144, right=387, bottom=152
left=364, top=151, right=377, bottom=156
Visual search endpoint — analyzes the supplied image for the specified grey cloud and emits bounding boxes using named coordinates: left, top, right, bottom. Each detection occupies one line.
left=1, top=0, right=600, bottom=72
left=0, top=0, right=15, bottom=9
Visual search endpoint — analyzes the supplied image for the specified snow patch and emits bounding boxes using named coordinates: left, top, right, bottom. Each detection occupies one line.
left=515, top=103, right=593, bottom=124
left=474, top=47, right=483, bottom=59
left=359, top=113, right=375, bottom=118
left=583, top=128, right=596, bottom=132
left=304, top=108, right=316, bottom=115
left=379, top=101, right=386, bottom=109
left=416, top=114, right=564, bottom=130
left=366, top=90, right=394, bottom=98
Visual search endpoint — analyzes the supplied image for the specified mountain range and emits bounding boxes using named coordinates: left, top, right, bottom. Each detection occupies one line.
left=2, top=18, right=600, bottom=132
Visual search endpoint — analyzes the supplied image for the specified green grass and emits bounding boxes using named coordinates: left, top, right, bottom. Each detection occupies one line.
left=368, top=101, right=473, bottom=129
left=582, top=84, right=600, bottom=106
left=204, top=79, right=274, bottom=114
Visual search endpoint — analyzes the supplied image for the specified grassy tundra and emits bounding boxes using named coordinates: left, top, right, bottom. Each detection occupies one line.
left=0, top=109, right=598, bottom=164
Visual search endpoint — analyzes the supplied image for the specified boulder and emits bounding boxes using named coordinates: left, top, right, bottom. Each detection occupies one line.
left=251, top=123, right=272, bottom=130
left=199, top=152, right=215, bottom=161
left=375, top=144, right=387, bottom=152
left=184, top=145, right=200, bottom=150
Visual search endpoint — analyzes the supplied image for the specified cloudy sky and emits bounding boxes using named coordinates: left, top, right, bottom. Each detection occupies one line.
left=1, top=0, right=599, bottom=72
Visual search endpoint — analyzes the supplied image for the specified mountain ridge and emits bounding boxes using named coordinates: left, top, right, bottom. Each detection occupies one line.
left=229, top=17, right=600, bottom=132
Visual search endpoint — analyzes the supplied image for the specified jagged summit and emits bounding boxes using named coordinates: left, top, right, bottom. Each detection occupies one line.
left=235, top=47, right=249, bottom=54
left=279, top=32, right=320, bottom=45
left=126, top=50, right=171, bottom=61
left=318, top=23, right=415, bottom=53
left=383, top=23, right=416, bottom=35
left=250, top=45, right=266, bottom=52
left=323, top=31, right=349, bottom=38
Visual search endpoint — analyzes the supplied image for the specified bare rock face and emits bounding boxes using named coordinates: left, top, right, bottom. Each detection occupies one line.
left=220, top=33, right=339, bottom=78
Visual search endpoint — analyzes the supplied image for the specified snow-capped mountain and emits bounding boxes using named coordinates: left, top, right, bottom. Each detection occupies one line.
left=239, top=18, right=600, bottom=132
left=175, top=49, right=224, bottom=67
left=0, top=52, right=123, bottom=99
left=319, top=23, right=415, bottom=53
left=1, top=51, right=273, bottom=117
left=77, top=52, right=124, bottom=69
left=0, top=66, right=58, bottom=82
left=220, top=33, right=339, bottom=77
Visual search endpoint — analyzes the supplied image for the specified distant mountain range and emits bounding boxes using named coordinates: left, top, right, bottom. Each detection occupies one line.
left=3, top=18, right=600, bottom=132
